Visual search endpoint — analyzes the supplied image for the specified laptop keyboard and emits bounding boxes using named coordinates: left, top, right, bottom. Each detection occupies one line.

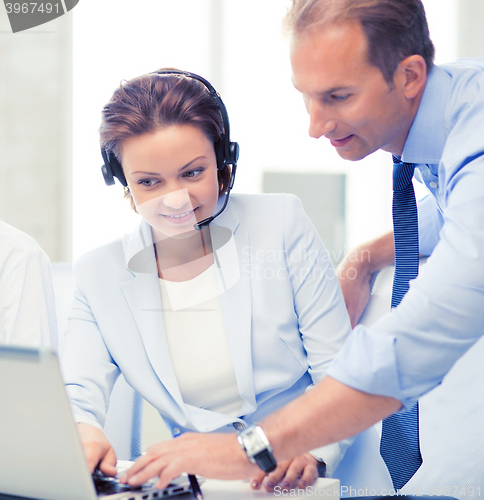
left=92, top=472, right=152, bottom=496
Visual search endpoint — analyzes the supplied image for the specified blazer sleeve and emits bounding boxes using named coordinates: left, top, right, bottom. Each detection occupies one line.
left=282, top=194, right=351, bottom=380
left=61, top=257, right=120, bottom=430
left=282, top=194, right=354, bottom=476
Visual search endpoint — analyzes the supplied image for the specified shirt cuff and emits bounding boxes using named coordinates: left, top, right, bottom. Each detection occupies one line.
left=308, top=443, right=341, bottom=478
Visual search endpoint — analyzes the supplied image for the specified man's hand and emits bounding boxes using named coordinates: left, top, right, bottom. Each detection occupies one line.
left=76, top=423, right=117, bottom=476
left=250, top=453, right=318, bottom=492
left=120, top=432, right=258, bottom=490
left=336, top=231, right=395, bottom=327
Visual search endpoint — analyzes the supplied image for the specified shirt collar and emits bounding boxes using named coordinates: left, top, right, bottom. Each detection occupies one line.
left=401, top=65, right=452, bottom=165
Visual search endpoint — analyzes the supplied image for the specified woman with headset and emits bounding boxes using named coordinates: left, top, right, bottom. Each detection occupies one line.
left=63, top=69, right=352, bottom=492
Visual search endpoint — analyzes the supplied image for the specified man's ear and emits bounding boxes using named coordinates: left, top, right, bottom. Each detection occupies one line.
left=396, top=55, right=428, bottom=100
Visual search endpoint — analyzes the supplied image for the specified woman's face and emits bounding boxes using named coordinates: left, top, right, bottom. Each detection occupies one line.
left=121, top=124, right=219, bottom=238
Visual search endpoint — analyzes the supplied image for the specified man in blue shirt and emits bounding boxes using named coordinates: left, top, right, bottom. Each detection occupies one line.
left=107, top=0, right=484, bottom=490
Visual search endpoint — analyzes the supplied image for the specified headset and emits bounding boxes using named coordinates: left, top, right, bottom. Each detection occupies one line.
left=100, top=69, right=240, bottom=230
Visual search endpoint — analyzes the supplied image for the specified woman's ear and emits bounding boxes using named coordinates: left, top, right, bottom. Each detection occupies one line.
left=397, top=55, right=428, bottom=100
left=124, top=187, right=138, bottom=213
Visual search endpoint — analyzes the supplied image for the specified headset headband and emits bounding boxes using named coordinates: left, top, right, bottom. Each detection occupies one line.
left=154, top=69, right=236, bottom=169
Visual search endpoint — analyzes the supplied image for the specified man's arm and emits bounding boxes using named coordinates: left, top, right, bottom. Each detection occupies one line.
left=338, top=191, right=445, bottom=328
left=263, top=376, right=401, bottom=460
left=336, top=231, right=394, bottom=327
left=122, top=376, right=401, bottom=489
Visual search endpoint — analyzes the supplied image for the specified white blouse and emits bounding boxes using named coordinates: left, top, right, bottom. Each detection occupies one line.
left=159, top=263, right=243, bottom=417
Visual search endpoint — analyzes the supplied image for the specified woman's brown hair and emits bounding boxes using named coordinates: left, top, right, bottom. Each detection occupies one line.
left=100, top=69, right=232, bottom=210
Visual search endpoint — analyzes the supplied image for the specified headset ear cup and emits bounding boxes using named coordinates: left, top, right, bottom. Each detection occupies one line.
left=215, top=140, right=225, bottom=171
left=109, top=155, right=127, bottom=187
left=101, top=149, right=115, bottom=186
left=229, top=142, right=240, bottom=165
left=101, top=149, right=128, bottom=187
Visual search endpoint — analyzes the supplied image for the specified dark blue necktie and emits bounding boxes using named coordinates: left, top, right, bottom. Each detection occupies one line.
left=380, top=155, right=422, bottom=490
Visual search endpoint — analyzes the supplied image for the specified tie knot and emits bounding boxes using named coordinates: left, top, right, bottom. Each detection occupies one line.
left=393, top=156, right=415, bottom=191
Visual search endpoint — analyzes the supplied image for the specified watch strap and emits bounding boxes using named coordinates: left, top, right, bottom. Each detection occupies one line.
left=237, top=425, right=277, bottom=473
left=254, top=449, right=277, bottom=473
left=315, top=459, right=326, bottom=477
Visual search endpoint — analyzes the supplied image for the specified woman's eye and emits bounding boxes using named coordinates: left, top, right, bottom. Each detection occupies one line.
left=138, top=179, right=157, bottom=187
left=184, top=169, right=202, bottom=178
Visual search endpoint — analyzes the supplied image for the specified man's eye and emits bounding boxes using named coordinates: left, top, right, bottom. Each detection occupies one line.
left=332, top=94, right=350, bottom=102
left=138, top=179, right=157, bottom=187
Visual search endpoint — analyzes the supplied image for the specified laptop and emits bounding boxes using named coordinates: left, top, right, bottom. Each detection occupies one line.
left=0, top=345, right=192, bottom=500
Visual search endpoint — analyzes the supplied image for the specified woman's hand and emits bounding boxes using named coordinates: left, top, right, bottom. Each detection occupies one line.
left=76, top=422, right=117, bottom=476
left=250, top=453, right=319, bottom=492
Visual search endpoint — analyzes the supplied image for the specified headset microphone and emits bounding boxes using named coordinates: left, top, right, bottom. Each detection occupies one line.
left=100, top=70, right=239, bottom=230
left=193, top=161, right=237, bottom=230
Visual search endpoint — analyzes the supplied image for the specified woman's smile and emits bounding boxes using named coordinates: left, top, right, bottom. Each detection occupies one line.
left=161, top=208, right=197, bottom=225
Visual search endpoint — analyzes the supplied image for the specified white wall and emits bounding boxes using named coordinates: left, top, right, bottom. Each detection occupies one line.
left=0, top=6, right=72, bottom=261
left=72, top=0, right=214, bottom=258
left=72, top=0, right=458, bottom=259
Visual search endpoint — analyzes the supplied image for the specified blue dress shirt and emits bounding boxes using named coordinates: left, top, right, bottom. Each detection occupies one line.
left=328, top=59, right=484, bottom=409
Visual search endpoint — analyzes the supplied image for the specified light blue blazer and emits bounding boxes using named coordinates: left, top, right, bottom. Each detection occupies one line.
left=63, top=193, right=352, bottom=472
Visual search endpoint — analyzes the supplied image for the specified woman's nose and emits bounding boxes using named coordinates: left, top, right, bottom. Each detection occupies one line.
left=161, top=188, right=191, bottom=210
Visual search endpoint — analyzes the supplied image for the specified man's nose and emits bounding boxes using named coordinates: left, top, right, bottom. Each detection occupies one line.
left=161, top=188, right=191, bottom=210
left=307, top=100, right=336, bottom=139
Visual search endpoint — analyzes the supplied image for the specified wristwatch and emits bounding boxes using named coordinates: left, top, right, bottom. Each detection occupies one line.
left=237, top=425, right=277, bottom=473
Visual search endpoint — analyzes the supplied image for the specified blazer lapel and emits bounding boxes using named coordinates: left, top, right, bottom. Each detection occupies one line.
left=212, top=205, right=257, bottom=416
left=120, top=222, right=190, bottom=425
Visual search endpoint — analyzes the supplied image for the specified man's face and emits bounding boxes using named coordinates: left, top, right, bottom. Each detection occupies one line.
left=290, top=22, right=412, bottom=161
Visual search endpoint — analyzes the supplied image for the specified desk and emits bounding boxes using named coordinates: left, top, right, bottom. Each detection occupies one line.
left=198, top=478, right=340, bottom=499
left=0, top=479, right=339, bottom=500
left=0, top=481, right=459, bottom=500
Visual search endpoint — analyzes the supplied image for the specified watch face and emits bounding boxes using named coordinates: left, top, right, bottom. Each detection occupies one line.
left=244, top=429, right=266, bottom=455
left=239, top=426, right=277, bottom=473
